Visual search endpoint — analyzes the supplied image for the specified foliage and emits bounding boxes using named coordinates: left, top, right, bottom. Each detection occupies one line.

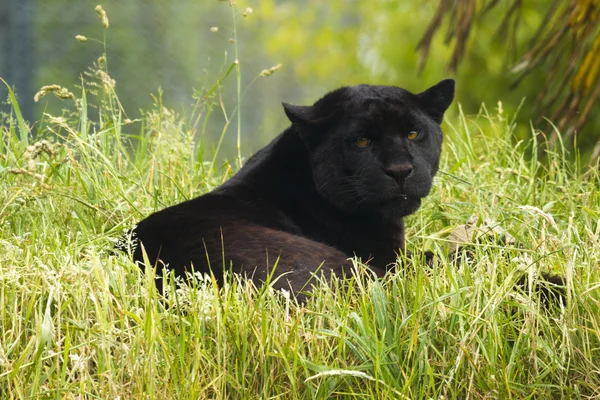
left=417, top=0, right=600, bottom=162
left=246, top=0, right=600, bottom=164
left=16, top=0, right=599, bottom=164
left=1, top=5, right=600, bottom=398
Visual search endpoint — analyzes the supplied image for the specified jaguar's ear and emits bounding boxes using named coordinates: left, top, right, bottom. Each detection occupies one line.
left=417, top=79, right=455, bottom=124
left=282, top=102, right=316, bottom=125
left=283, top=102, right=331, bottom=149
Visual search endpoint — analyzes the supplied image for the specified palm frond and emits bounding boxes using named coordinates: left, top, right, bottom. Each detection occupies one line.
left=419, top=0, right=600, bottom=165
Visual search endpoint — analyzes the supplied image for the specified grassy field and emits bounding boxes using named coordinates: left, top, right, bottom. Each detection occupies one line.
left=1, top=62, right=600, bottom=399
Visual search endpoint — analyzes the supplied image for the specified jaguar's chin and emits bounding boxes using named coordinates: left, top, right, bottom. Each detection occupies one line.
left=356, top=195, right=422, bottom=220
left=380, top=194, right=408, bottom=205
left=383, top=196, right=421, bottom=217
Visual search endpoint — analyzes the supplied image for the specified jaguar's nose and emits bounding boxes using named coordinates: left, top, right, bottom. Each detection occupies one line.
left=384, top=162, right=414, bottom=182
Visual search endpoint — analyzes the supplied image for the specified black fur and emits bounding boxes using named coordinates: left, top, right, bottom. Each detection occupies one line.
left=129, top=80, right=455, bottom=295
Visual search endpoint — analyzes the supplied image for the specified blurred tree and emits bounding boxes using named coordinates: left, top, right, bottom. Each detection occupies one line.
left=29, top=0, right=275, bottom=157
left=0, top=0, right=34, bottom=122
left=252, top=1, right=554, bottom=140
left=4, top=0, right=599, bottom=163
left=418, top=0, right=600, bottom=163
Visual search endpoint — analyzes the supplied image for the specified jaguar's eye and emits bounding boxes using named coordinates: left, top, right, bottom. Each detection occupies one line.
left=407, top=130, right=419, bottom=140
left=355, top=137, right=371, bottom=147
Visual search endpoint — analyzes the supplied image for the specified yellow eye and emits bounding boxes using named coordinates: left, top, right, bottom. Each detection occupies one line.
left=355, top=137, right=371, bottom=147
left=407, top=131, right=419, bottom=140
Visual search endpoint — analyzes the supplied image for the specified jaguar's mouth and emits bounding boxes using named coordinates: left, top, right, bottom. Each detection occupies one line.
left=381, top=194, right=409, bottom=205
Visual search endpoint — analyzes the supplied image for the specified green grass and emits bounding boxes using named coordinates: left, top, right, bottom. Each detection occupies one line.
left=2, top=65, right=600, bottom=399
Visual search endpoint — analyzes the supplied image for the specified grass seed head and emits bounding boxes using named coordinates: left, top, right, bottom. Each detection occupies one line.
left=96, top=70, right=116, bottom=90
left=259, top=63, right=282, bottom=77
left=95, top=5, right=109, bottom=28
left=34, top=85, right=75, bottom=102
